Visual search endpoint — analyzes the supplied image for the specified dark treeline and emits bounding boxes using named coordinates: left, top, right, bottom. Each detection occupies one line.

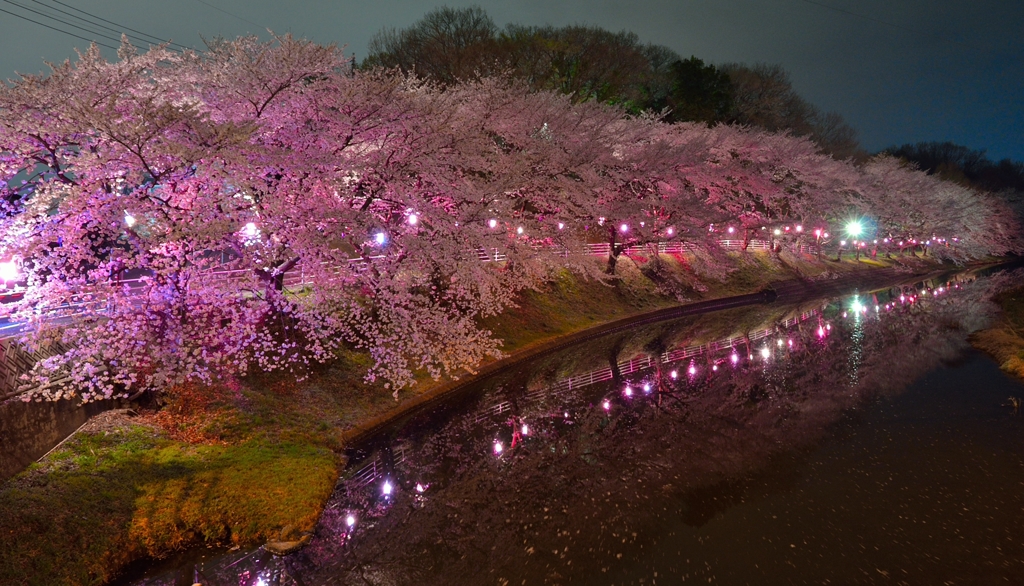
left=884, top=141, right=1024, bottom=194
left=360, top=6, right=863, bottom=159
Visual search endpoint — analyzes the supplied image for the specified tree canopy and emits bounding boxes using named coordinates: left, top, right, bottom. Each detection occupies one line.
left=0, top=36, right=1016, bottom=402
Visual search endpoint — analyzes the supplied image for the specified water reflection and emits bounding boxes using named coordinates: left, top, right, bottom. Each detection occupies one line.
left=127, top=271, right=1023, bottom=585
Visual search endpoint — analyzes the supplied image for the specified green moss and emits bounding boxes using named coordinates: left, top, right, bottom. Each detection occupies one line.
left=0, top=425, right=336, bottom=586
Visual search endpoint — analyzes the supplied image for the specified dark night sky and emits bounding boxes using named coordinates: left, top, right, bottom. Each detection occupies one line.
left=1, top=0, right=1021, bottom=161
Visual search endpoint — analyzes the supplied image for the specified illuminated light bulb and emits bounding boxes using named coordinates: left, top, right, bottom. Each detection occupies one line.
left=346, top=514, right=356, bottom=527
left=640, top=222, right=645, bottom=227
left=374, top=232, right=386, bottom=245
left=521, top=424, right=529, bottom=435
left=416, top=483, right=426, bottom=493
left=243, top=222, right=259, bottom=237
left=382, top=481, right=392, bottom=496
left=774, top=229, right=781, bottom=236
left=602, top=400, right=611, bottom=411
left=731, top=353, right=739, bottom=364
left=900, top=295, right=906, bottom=302
left=823, top=232, right=829, bottom=238
left=846, top=221, right=863, bottom=237
left=843, top=312, right=848, bottom=318
left=124, top=213, right=137, bottom=228
left=516, top=226, right=524, bottom=235
left=0, top=261, right=19, bottom=282
left=873, top=239, right=878, bottom=244
left=728, top=226, right=735, bottom=234
left=667, top=227, right=674, bottom=235
left=488, top=219, right=498, bottom=228
left=494, top=441, right=503, bottom=455
left=624, top=386, right=633, bottom=397
left=407, top=214, right=418, bottom=225
left=826, top=324, right=831, bottom=330
left=761, top=347, right=770, bottom=359
left=875, top=305, right=880, bottom=311
left=787, top=339, right=793, bottom=346
left=796, top=225, right=803, bottom=232
left=784, top=226, right=790, bottom=232
left=777, top=339, right=783, bottom=347
left=688, top=365, right=697, bottom=375
left=564, top=412, right=569, bottom=418
left=712, top=364, right=718, bottom=371
left=620, top=223, right=629, bottom=233
left=643, top=384, right=651, bottom=392
left=817, top=326, right=825, bottom=338
left=598, top=217, right=606, bottom=225
left=558, top=222, right=564, bottom=230
left=840, top=240, right=847, bottom=246
left=670, top=370, right=678, bottom=379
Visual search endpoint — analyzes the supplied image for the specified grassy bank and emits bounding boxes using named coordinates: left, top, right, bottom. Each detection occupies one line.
left=0, top=250, right=943, bottom=585
left=971, top=285, right=1024, bottom=378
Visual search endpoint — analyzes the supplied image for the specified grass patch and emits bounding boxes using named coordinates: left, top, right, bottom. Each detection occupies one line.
left=0, top=418, right=336, bottom=586
left=971, top=285, right=1024, bottom=378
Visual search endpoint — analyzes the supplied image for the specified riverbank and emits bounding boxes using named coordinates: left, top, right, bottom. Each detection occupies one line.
left=971, top=284, right=1024, bottom=379
left=0, top=250, right=956, bottom=585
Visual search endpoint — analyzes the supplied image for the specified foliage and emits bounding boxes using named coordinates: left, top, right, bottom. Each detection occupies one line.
left=0, top=35, right=1018, bottom=403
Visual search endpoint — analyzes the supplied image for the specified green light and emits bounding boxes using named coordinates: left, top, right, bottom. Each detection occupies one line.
left=846, top=221, right=863, bottom=237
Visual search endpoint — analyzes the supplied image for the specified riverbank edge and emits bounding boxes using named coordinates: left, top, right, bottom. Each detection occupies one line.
left=1, top=256, right=992, bottom=585
left=336, top=263, right=978, bottom=450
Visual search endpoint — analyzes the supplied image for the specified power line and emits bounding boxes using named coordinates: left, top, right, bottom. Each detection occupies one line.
left=30, top=0, right=192, bottom=51
left=191, top=0, right=265, bottom=30
left=0, top=5, right=119, bottom=51
left=1, top=0, right=143, bottom=50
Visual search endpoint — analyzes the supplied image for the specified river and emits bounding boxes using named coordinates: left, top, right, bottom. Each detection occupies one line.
left=121, top=271, right=1024, bottom=585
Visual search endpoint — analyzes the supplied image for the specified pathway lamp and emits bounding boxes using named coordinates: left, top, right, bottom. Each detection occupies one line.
left=346, top=514, right=356, bottom=528
left=373, top=232, right=387, bottom=246
left=667, top=227, right=674, bottom=236
left=382, top=480, right=393, bottom=497
left=846, top=221, right=863, bottom=238
left=488, top=219, right=498, bottom=229
left=407, top=213, right=419, bottom=226
left=620, top=223, right=629, bottom=233
left=0, top=260, right=20, bottom=283
left=124, top=213, right=136, bottom=228
left=557, top=222, right=564, bottom=230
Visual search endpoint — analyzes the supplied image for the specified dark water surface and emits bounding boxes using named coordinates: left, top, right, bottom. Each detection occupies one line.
left=127, top=275, right=1024, bottom=586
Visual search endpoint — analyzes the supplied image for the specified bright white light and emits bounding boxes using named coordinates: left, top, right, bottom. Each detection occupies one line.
left=346, top=514, right=356, bottom=527
left=731, top=353, right=739, bottom=364
left=851, top=299, right=864, bottom=314
left=124, top=213, right=136, bottom=228
left=823, top=232, right=830, bottom=238
left=382, top=481, right=392, bottom=496
left=712, top=364, right=718, bottom=371
left=374, top=232, right=386, bottom=246
left=817, top=326, right=825, bottom=338
left=620, top=223, right=629, bottom=233
left=243, top=222, right=259, bottom=238
left=494, top=441, right=503, bottom=455
left=598, top=217, right=605, bottom=226
left=558, top=222, right=564, bottom=230
left=0, top=261, right=19, bottom=282
left=516, top=226, right=524, bottom=235
left=796, top=225, right=803, bottom=232
left=787, top=339, right=793, bottom=346
left=643, top=383, right=651, bottom=392
left=521, top=424, right=529, bottom=435
left=846, top=221, right=863, bottom=237
left=774, top=228, right=781, bottom=236
left=670, top=370, right=678, bottom=379
left=488, top=219, right=498, bottom=229
left=688, top=365, right=697, bottom=375
left=624, top=386, right=633, bottom=397
left=416, top=483, right=426, bottom=493
left=761, top=347, right=771, bottom=359
left=667, top=227, right=674, bottom=236
left=814, top=229, right=822, bottom=237
left=407, top=214, right=419, bottom=225
left=777, top=339, right=784, bottom=347
left=727, top=227, right=735, bottom=234
left=602, top=400, right=611, bottom=411
left=840, top=240, right=847, bottom=246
